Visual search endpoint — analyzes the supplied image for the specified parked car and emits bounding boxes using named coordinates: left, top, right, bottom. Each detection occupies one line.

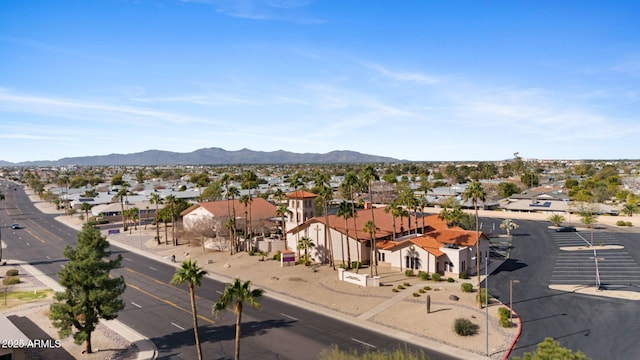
left=11, top=223, right=20, bottom=229
left=555, top=226, right=577, bottom=232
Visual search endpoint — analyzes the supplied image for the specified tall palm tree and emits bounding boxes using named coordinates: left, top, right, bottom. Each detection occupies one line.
left=214, top=279, right=264, bottom=360
left=417, top=179, right=431, bottom=232
left=239, top=195, right=250, bottom=241
left=149, top=193, right=163, bottom=245
left=165, top=195, right=177, bottom=246
left=288, top=173, right=305, bottom=249
left=342, top=173, right=360, bottom=266
left=226, top=186, right=241, bottom=253
left=360, top=165, right=379, bottom=275
left=314, top=173, right=334, bottom=268
left=463, top=180, right=486, bottom=308
left=384, top=200, right=402, bottom=241
left=363, top=220, right=379, bottom=277
left=171, top=260, right=206, bottom=360
left=336, top=200, right=353, bottom=268
left=116, top=187, right=128, bottom=232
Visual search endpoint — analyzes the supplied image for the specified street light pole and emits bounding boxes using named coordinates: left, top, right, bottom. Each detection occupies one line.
left=485, top=253, right=489, bottom=357
left=510, top=279, right=520, bottom=324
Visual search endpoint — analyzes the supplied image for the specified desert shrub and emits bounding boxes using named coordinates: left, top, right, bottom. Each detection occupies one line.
left=499, top=307, right=510, bottom=318
left=626, top=221, right=633, bottom=227
left=418, top=288, right=426, bottom=293
left=5, top=269, right=19, bottom=276
left=499, top=317, right=511, bottom=328
left=273, top=250, right=281, bottom=261
left=431, top=273, right=441, bottom=282
left=423, top=286, right=431, bottom=291
left=447, top=277, right=455, bottom=283
left=248, top=247, right=257, bottom=256
left=351, top=261, right=361, bottom=269
left=397, top=285, right=405, bottom=290
left=412, top=292, right=420, bottom=297
left=461, top=283, right=473, bottom=293
left=418, top=271, right=430, bottom=280
left=616, top=220, right=627, bottom=226
left=405, top=269, right=415, bottom=277
left=2, top=276, right=21, bottom=285
left=498, top=307, right=512, bottom=327
left=459, top=272, right=469, bottom=279
left=454, top=318, right=476, bottom=336
left=392, top=288, right=399, bottom=293
left=403, top=282, right=411, bottom=287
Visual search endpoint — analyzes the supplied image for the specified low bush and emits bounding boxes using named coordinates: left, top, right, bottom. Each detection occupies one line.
left=626, top=221, right=633, bottom=227
left=459, top=272, right=469, bottom=279
left=273, top=250, right=282, bottom=261
left=5, top=269, right=19, bottom=277
left=405, top=269, right=415, bottom=277
left=447, top=277, right=455, bottom=283
left=498, top=307, right=512, bottom=328
left=403, top=282, right=411, bottom=287
left=431, top=273, right=442, bottom=282
left=423, top=286, right=431, bottom=291
left=418, top=288, right=426, bottom=293
left=454, top=318, right=476, bottom=336
left=418, top=271, right=430, bottom=280
left=476, top=288, right=489, bottom=304
left=2, top=276, right=21, bottom=285
left=412, top=292, right=420, bottom=297
left=397, top=285, right=405, bottom=290
left=616, top=220, right=628, bottom=226
left=351, top=261, right=361, bottom=269
left=392, top=288, right=399, bottom=293
left=460, top=283, right=473, bottom=293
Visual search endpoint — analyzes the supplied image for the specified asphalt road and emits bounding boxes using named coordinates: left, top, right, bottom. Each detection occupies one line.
left=0, top=182, right=457, bottom=360
left=485, top=219, right=640, bottom=360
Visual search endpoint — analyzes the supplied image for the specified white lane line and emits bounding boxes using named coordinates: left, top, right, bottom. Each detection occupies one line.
left=125, top=257, right=133, bottom=262
left=351, top=338, right=376, bottom=349
left=131, top=302, right=142, bottom=308
left=171, top=322, right=185, bottom=331
left=280, top=313, right=298, bottom=321
left=149, top=266, right=158, bottom=271
left=215, top=290, right=223, bottom=294
left=46, top=255, right=51, bottom=260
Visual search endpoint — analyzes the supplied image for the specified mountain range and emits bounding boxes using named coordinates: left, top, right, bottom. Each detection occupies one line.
left=0, top=148, right=403, bottom=167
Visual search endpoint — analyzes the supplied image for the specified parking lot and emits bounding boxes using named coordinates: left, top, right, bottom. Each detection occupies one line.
left=549, top=229, right=640, bottom=290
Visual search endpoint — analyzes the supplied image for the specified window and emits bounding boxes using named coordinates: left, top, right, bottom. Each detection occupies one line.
left=378, top=252, right=385, bottom=262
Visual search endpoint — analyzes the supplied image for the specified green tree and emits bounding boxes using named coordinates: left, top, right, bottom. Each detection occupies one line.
left=514, top=337, right=591, bottom=360
left=275, top=204, right=292, bottom=251
left=384, top=200, right=402, bottom=241
left=463, top=180, right=486, bottom=308
left=497, top=182, right=521, bottom=198
left=297, top=236, right=316, bottom=264
left=49, top=225, right=126, bottom=354
left=171, top=260, right=207, bottom=360
left=313, top=173, right=334, bottom=268
left=226, top=186, right=241, bottom=253
left=363, top=220, right=379, bottom=277
left=213, top=279, right=265, bottom=360
left=548, top=214, right=566, bottom=227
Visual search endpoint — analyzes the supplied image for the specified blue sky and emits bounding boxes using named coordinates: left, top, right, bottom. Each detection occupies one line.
left=1, top=1, right=639, bottom=163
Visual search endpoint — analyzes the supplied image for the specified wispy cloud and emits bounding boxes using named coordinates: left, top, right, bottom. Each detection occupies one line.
left=369, top=64, right=439, bottom=85
left=180, top=0, right=325, bottom=23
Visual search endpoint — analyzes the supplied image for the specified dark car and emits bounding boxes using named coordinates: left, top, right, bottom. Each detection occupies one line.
left=555, top=226, right=577, bottom=232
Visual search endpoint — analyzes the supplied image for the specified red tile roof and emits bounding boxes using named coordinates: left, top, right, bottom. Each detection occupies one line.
left=286, top=190, right=318, bottom=199
left=181, top=198, right=277, bottom=221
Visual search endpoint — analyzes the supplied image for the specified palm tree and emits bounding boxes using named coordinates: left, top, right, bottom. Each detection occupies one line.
left=275, top=204, right=291, bottom=251
left=226, top=186, right=241, bottom=253
left=384, top=200, right=402, bottom=241
left=214, top=279, right=264, bottom=360
left=621, top=203, right=638, bottom=217
left=463, top=180, right=486, bottom=308
left=165, top=195, right=177, bottom=246
left=336, top=200, right=353, bottom=268
left=363, top=220, right=379, bottom=277
left=314, top=173, right=334, bottom=268
left=360, top=165, right=379, bottom=275
left=297, top=236, right=316, bottom=264
left=239, top=195, right=250, bottom=241
left=149, top=193, right=163, bottom=245
left=288, top=173, right=305, bottom=249
left=80, top=202, right=92, bottom=224
left=500, top=218, right=519, bottom=236
left=116, top=187, right=128, bottom=232
left=171, top=260, right=206, bottom=360
left=548, top=213, right=565, bottom=227
left=342, top=173, right=360, bottom=266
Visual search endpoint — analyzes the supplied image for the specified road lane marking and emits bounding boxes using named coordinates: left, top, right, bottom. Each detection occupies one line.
left=127, top=283, right=215, bottom=324
left=125, top=257, right=133, bottom=262
left=149, top=266, right=158, bottom=271
left=131, top=302, right=142, bottom=308
left=351, top=338, right=376, bottom=348
left=280, top=313, right=298, bottom=321
left=215, top=290, right=223, bottom=294
left=171, top=322, right=185, bottom=330
left=46, top=256, right=51, bottom=260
